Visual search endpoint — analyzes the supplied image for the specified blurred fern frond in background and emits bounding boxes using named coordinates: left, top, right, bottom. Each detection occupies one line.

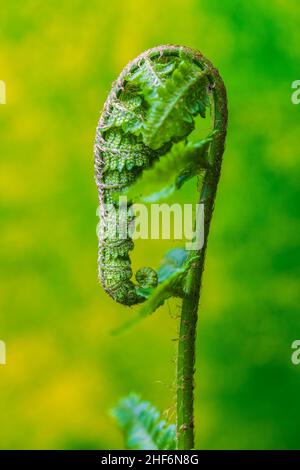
left=111, top=394, right=176, bottom=450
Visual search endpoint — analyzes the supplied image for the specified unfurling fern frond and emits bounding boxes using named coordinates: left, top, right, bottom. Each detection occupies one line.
left=111, top=394, right=176, bottom=450
left=94, top=45, right=217, bottom=307
left=95, top=45, right=228, bottom=451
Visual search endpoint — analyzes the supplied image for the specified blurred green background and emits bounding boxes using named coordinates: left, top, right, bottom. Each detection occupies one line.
left=0, top=0, right=299, bottom=450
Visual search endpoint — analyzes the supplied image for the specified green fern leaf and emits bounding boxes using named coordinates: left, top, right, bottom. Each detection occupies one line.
left=125, top=136, right=212, bottom=203
left=111, top=394, right=176, bottom=450
left=128, top=57, right=178, bottom=98
left=143, top=60, right=209, bottom=149
left=100, top=91, right=145, bottom=135
left=111, top=249, right=198, bottom=335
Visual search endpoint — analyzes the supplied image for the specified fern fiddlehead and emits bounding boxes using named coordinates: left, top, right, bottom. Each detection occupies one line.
left=94, top=45, right=227, bottom=449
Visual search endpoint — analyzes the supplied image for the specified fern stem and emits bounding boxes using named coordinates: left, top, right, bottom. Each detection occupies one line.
left=177, top=255, right=201, bottom=449
left=176, top=56, right=227, bottom=450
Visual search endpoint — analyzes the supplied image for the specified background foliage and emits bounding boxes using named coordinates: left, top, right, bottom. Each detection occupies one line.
left=0, top=0, right=299, bottom=449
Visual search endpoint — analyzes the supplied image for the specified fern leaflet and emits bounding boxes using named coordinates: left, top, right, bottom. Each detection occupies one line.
left=111, top=394, right=176, bottom=450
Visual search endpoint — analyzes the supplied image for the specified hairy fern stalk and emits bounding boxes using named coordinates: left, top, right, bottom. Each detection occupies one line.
left=94, top=45, right=227, bottom=450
